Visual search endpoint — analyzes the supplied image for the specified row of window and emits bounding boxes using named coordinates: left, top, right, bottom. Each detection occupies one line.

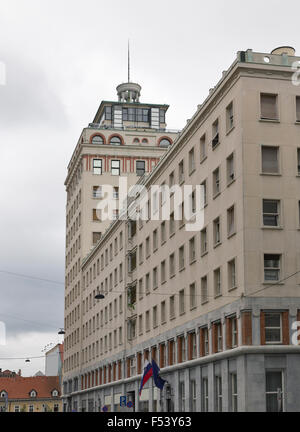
left=92, top=158, right=147, bottom=176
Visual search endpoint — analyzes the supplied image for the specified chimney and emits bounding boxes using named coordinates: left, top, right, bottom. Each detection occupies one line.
left=18, top=369, right=21, bottom=376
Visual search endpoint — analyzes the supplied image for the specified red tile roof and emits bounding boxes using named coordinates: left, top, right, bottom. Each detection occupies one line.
left=0, top=375, right=60, bottom=400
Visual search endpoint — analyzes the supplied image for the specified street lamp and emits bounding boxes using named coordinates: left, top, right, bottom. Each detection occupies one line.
left=58, top=329, right=65, bottom=335
left=95, top=292, right=105, bottom=300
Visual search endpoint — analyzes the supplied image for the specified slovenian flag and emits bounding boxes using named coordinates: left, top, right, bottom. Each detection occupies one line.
left=151, top=359, right=166, bottom=391
left=139, top=361, right=153, bottom=396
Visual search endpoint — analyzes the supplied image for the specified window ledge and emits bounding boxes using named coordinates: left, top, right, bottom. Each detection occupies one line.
left=179, top=267, right=185, bottom=273
left=228, top=285, right=238, bottom=292
left=189, top=168, right=196, bottom=176
left=201, top=300, right=209, bottom=306
left=261, top=226, right=283, bottom=230
left=170, top=274, right=175, bottom=279
left=214, top=294, right=222, bottom=299
left=295, top=121, right=300, bottom=125
left=169, top=232, right=175, bottom=239
left=259, top=118, right=280, bottom=123
left=212, top=142, right=221, bottom=151
left=201, top=251, right=208, bottom=258
left=213, top=241, right=222, bottom=249
left=190, top=306, right=197, bottom=311
left=189, top=259, right=197, bottom=265
left=161, top=240, right=167, bottom=246
left=200, top=156, right=207, bottom=164
left=227, top=178, right=235, bottom=187
left=179, top=179, right=185, bottom=186
left=260, top=172, right=281, bottom=176
left=262, top=282, right=284, bottom=285
left=226, top=125, right=235, bottom=136
left=227, top=232, right=236, bottom=239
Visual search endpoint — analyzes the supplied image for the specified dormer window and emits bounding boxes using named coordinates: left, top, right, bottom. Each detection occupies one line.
left=30, top=390, right=37, bottom=398
left=0, top=391, right=7, bottom=398
left=52, top=389, right=59, bottom=397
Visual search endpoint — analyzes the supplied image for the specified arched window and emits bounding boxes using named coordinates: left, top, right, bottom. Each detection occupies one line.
left=30, top=390, right=37, bottom=398
left=52, top=389, right=59, bottom=397
left=91, top=135, right=104, bottom=145
left=133, top=138, right=140, bottom=144
left=142, top=138, right=148, bottom=144
left=0, top=391, right=7, bottom=398
left=159, top=138, right=171, bottom=148
left=110, top=136, right=121, bottom=146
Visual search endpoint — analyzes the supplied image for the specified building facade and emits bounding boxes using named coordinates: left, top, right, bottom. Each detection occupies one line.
left=62, top=47, right=300, bottom=412
left=0, top=374, right=61, bottom=412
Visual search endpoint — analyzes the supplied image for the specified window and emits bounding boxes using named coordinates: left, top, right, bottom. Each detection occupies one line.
left=161, top=260, right=166, bottom=284
left=213, top=217, right=221, bottom=246
left=153, top=306, right=158, bottom=328
left=93, top=159, right=102, bottom=175
left=266, top=371, right=283, bottom=412
left=159, top=109, right=166, bottom=124
left=138, top=243, right=143, bottom=264
left=113, top=187, right=119, bottom=199
left=169, top=212, right=175, bottom=236
left=296, top=97, right=300, bottom=122
left=230, top=373, right=238, bottom=412
left=161, top=221, right=166, bottom=244
left=145, top=273, right=150, bottom=294
left=228, top=259, right=236, bottom=290
left=213, top=167, right=220, bottom=196
left=226, top=102, right=234, bottom=132
left=264, top=254, right=281, bottom=281
left=110, top=136, right=121, bottom=146
left=189, top=148, right=195, bottom=174
left=201, top=179, right=207, bottom=206
left=127, top=318, right=137, bottom=341
left=145, top=310, right=150, bottom=332
left=14, top=406, right=20, bottom=412
left=215, top=376, right=222, bottom=412
left=179, top=289, right=185, bottom=315
left=139, top=315, right=143, bottom=335
left=92, top=232, right=101, bottom=245
left=226, top=153, right=235, bottom=183
left=179, top=382, right=185, bottom=412
left=214, top=268, right=221, bottom=297
left=30, top=390, right=37, bottom=398
left=263, top=200, right=280, bottom=226
left=153, top=267, right=158, bottom=290
left=227, top=206, right=235, bottom=237
left=169, top=253, right=175, bottom=277
left=153, top=229, right=158, bottom=251
left=297, top=148, right=300, bottom=174
left=262, top=146, right=279, bottom=173
left=260, top=93, right=278, bottom=120
left=212, top=119, right=220, bottom=148
left=161, top=301, right=166, bottom=324
left=159, top=138, right=171, bottom=148
left=189, top=283, right=196, bottom=309
left=105, top=106, right=112, bottom=120
left=146, top=236, right=150, bottom=257
left=201, top=276, right=208, bottom=304
left=189, top=237, right=196, bottom=263
left=202, top=378, right=209, bottom=412
left=111, top=160, right=120, bottom=175
left=28, top=405, right=34, bottom=412
left=169, top=171, right=175, bottom=188
left=169, top=295, right=175, bottom=319
left=179, top=160, right=184, bottom=183
left=200, top=134, right=206, bottom=161
left=136, top=160, right=145, bottom=176
left=179, top=245, right=185, bottom=270
left=265, top=312, right=282, bottom=344
left=93, top=186, right=102, bottom=198
left=91, top=135, right=104, bottom=145
left=201, top=227, right=208, bottom=255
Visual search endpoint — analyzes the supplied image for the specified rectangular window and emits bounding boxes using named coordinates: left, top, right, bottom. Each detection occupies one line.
left=139, top=243, right=143, bottom=264
left=111, top=160, right=120, bottom=176
left=93, top=209, right=101, bottom=222
left=161, top=260, right=166, bottom=284
left=215, top=376, right=223, bottom=412
left=264, top=254, right=281, bottom=281
left=179, top=245, right=185, bottom=270
left=169, top=212, right=175, bottom=236
left=296, top=96, right=300, bottom=122
left=230, top=373, right=238, bottom=412
left=92, top=232, right=101, bottom=245
left=139, top=314, right=143, bottom=335
left=136, top=160, right=145, bottom=176
left=189, top=148, right=195, bottom=174
left=153, top=229, right=158, bottom=251
left=153, top=306, right=158, bottom=328
left=212, top=119, right=220, bottom=148
left=202, top=378, right=209, bottom=412
left=213, top=167, right=220, bottom=196
left=189, top=237, right=196, bottom=263
left=226, top=102, right=234, bottom=132
left=201, top=276, right=208, bottom=304
left=146, top=236, right=150, bottom=257
left=161, top=301, right=166, bottom=324
left=179, top=160, right=184, bottom=183
left=200, top=134, right=206, bottom=161
left=93, top=185, right=102, bottom=198
left=179, top=289, right=185, bottom=315
left=214, top=268, right=221, bottom=297
left=153, top=267, right=158, bottom=290
left=93, top=159, right=102, bottom=175
left=265, top=312, right=282, bottom=344
left=227, top=205, right=235, bottom=237
left=105, top=106, right=112, bottom=120
left=213, top=217, right=221, bottom=246
left=169, top=295, right=175, bottom=319
left=228, top=259, right=237, bottom=290
left=189, top=283, right=196, bottom=309
left=266, top=371, right=283, bottom=412
left=161, top=221, right=166, bottom=244
left=179, top=382, right=185, bottom=412
left=260, top=93, right=278, bottom=120
left=263, top=199, right=280, bottom=226
left=145, top=273, right=150, bottom=295
left=262, top=146, right=279, bottom=174
left=227, top=153, right=235, bottom=183
left=169, top=253, right=175, bottom=277
left=113, top=187, right=119, bottom=199
left=297, top=148, right=300, bottom=175
left=145, top=310, right=150, bottom=332
left=201, top=227, right=208, bottom=255
left=201, top=179, right=207, bottom=206
left=191, top=380, right=197, bottom=411
left=169, top=171, right=175, bottom=188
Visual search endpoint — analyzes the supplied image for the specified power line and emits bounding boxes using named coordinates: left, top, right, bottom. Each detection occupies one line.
left=246, top=269, right=300, bottom=298
left=0, top=270, right=64, bottom=286
left=0, top=312, right=62, bottom=330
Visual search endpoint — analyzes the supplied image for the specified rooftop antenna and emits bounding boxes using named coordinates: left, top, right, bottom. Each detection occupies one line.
left=128, top=40, right=130, bottom=83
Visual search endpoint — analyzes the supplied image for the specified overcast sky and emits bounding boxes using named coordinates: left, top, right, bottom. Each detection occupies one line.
left=0, top=0, right=299, bottom=376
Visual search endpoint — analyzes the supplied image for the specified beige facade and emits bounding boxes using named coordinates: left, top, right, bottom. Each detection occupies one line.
left=63, top=48, right=300, bottom=412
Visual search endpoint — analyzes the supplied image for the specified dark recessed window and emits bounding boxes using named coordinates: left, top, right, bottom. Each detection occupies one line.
left=105, top=106, right=112, bottom=120
left=159, top=110, right=166, bottom=123
left=136, top=161, right=145, bottom=176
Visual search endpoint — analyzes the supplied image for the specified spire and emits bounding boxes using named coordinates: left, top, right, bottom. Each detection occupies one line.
left=128, top=40, right=130, bottom=83
left=116, top=41, right=142, bottom=103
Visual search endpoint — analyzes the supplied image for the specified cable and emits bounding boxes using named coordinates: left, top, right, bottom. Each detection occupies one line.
left=246, top=269, right=300, bottom=298
left=0, top=353, right=61, bottom=361
left=0, top=270, right=64, bottom=286
left=0, top=312, right=62, bottom=330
